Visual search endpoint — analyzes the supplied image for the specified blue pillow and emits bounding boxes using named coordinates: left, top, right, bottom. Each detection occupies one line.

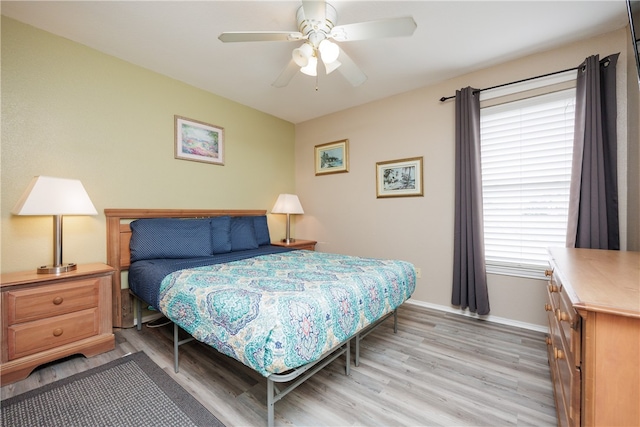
left=230, top=216, right=258, bottom=251
left=211, top=216, right=232, bottom=254
left=253, top=215, right=271, bottom=246
left=130, top=218, right=212, bottom=262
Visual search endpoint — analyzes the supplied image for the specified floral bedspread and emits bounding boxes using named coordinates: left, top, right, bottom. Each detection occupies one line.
left=158, top=250, right=416, bottom=377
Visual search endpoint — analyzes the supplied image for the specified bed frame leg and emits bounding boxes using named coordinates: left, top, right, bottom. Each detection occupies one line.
left=136, top=297, right=142, bottom=331
left=355, top=334, right=361, bottom=367
left=345, top=339, right=351, bottom=375
left=267, top=378, right=275, bottom=427
left=394, top=309, right=398, bottom=333
left=174, top=323, right=180, bottom=374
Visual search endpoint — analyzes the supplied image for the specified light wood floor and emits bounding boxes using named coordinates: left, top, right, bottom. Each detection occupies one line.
left=1, top=303, right=557, bottom=426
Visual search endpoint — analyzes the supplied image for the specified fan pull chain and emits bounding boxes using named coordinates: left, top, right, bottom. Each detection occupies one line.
left=315, top=73, right=319, bottom=91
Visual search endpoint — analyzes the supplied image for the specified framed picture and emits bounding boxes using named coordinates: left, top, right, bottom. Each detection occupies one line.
left=376, top=156, right=424, bottom=198
left=315, top=139, right=349, bottom=175
left=174, top=115, right=224, bottom=165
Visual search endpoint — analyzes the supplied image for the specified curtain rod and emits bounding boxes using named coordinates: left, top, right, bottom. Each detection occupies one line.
left=438, top=65, right=579, bottom=102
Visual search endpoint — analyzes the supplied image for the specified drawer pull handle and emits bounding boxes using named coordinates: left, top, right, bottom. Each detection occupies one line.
left=548, top=284, right=559, bottom=293
left=554, top=347, right=565, bottom=360
left=556, top=310, right=569, bottom=322
left=52, top=296, right=64, bottom=305
left=545, top=303, right=553, bottom=312
left=53, top=328, right=63, bottom=337
left=546, top=336, right=552, bottom=345
left=545, top=269, right=553, bottom=277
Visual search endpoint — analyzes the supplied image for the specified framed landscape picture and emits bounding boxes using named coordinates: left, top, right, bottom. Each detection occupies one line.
left=315, top=139, right=349, bottom=175
left=174, top=115, right=224, bottom=165
left=376, top=156, right=424, bottom=198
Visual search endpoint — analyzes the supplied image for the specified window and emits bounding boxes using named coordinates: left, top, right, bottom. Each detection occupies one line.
left=480, top=89, right=576, bottom=278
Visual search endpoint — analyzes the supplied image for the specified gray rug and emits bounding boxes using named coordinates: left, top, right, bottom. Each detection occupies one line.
left=1, top=351, right=225, bottom=427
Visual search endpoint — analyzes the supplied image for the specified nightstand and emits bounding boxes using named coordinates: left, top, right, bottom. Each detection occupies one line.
left=0, top=263, right=115, bottom=384
left=271, top=239, right=317, bottom=251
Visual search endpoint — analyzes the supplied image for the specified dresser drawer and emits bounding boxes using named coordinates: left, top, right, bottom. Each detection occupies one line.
left=7, top=308, right=99, bottom=360
left=547, top=290, right=580, bottom=426
left=550, top=270, right=581, bottom=367
left=6, top=279, right=99, bottom=325
left=547, top=260, right=583, bottom=427
left=558, top=285, right=581, bottom=366
left=552, top=331, right=581, bottom=427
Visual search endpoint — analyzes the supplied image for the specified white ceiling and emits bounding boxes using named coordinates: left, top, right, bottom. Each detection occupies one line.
left=1, top=1, right=630, bottom=124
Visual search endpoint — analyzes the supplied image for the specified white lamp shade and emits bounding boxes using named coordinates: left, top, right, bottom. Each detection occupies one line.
left=272, top=194, right=304, bottom=214
left=318, top=39, right=340, bottom=64
left=12, top=176, right=98, bottom=216
left=292, top=43, right=313, bottom=67
left=300, top=56, right=318, bottom=76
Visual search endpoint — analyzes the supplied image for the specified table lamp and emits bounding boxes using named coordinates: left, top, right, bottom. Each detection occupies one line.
left=12, top=176, right=98, bottom=274
left=271, top=194, right=304, bottom=244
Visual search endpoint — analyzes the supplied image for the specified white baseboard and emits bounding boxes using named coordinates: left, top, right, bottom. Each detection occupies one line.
left=405, top=299, right=549, bottom=334
left=132, top=311, right=164, bottom=327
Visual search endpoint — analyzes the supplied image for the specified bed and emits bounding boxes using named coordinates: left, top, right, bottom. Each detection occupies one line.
left=105, top=209, right=416, bottom=427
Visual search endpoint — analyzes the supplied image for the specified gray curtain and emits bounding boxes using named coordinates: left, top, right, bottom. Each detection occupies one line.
left=452, top=87, right=490, bottom=315
left=567, top=53, right=620, bottom=249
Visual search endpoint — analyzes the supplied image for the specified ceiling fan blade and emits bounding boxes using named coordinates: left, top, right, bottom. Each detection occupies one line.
left=219, top=31, right=303, bottom=43
left=272, top=59, right=299, bottom=88
left=331, top=17, right=417, bottom=42
left=336, top=49, right=367, bottom=87
left=301, top=0, right=326, bottom=23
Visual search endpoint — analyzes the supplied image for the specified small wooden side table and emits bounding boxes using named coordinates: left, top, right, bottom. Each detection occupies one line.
left=271, top=239, right=317, bottom=251
left=0, top=263, right=115, bottom=384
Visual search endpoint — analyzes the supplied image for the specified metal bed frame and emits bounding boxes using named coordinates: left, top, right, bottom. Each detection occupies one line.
left=136, top=297, right=398, bottom=427
left=106, top=209, right=404, bottom=427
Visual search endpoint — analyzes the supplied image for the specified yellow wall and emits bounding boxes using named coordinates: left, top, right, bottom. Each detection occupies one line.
left=295, top=28, right=638, bottom=328
left=1, top=17, right=296, bottom=273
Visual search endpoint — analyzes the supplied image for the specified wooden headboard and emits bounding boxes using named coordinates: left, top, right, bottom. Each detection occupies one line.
left=105, top=208, right=267, bottom=328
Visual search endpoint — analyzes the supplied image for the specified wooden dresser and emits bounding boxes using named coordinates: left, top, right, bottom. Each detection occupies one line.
left=0, top=263, right=115, bottom=384
left=545, top=248, right=640, bottom=427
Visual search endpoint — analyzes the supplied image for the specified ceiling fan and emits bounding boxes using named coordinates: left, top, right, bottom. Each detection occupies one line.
left=218, top=0, right=417, bottom=88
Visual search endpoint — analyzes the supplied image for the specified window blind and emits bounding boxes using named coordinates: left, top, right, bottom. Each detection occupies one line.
left=480, top=89, right=575, bottom=278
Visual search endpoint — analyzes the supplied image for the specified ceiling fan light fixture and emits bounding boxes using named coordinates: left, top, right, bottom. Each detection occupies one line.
left=292, top=43, right=313, bottom=67
left=330, top=27, right=347, bottom=42
left=318, top=39, right=339, bottom=64
left=220, top=0, right=416, bottom=88
left=300, top=56, right=318, bottom=76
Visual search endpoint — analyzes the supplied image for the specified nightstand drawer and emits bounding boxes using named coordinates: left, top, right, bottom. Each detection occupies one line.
left=6, top=279, right=99, bottom=325
left=293, top=243, right=315, bottom=250
left=7, top=308, right=99, bottom=360
left=271, top=239, right=317, bottom=251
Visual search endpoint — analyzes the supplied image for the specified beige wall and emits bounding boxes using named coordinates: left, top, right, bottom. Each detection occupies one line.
left=1, top=17, right=295, bottom=273
left=2, top=17, right=637, bottom=330
left=626, top=24, right=640, bottom=251
left=295, top=28, right=637, bottom=329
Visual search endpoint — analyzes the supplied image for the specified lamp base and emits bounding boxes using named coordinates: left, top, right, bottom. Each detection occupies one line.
left=281, top=238, right=297, bottom=243
left=37, top=263, right=77, bottom=274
